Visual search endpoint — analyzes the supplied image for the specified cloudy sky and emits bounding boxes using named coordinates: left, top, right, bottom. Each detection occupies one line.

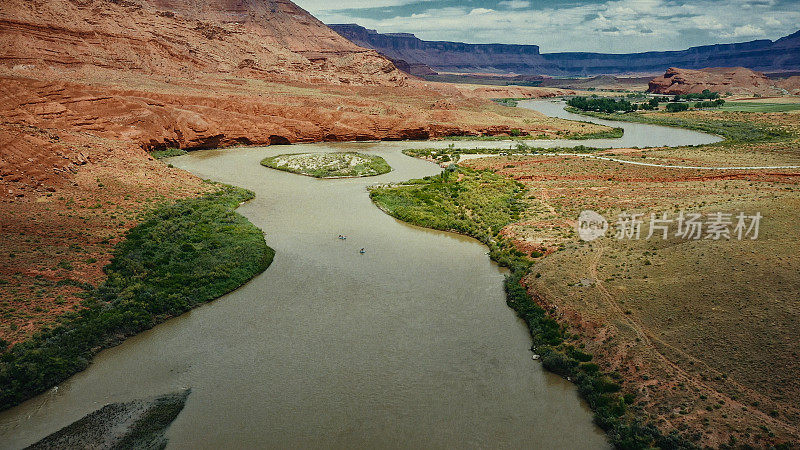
left=293, top=0, right=800, bottom=53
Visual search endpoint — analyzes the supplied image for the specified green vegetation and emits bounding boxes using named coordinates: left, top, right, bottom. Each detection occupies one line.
left=493, top=98, right=520, bottom=107
left=150, top=148, right=188, bottom=159
left=370, top=165, right=693, bottom=449
left=261, top=152, right=391, bottom=178
left=565, top=108, right=793, bottom=145
left=404, top=143, right=601, bottom=164
left=567, top=126, right=624, bottom=140
left=673, top=89, right=721, bottom=101
left=0, top=185, right=274, bottom=411
left=569, top=95, right=727, bottom=114
left=720, top=102, right=800, bottom=113
left=568, top=96, right=637, bottom=113
left=441, top=129, right=623, bottom=141
left=666, top=102, right=690, bottom=113
left=692, top=99, right=726, bottom=109
left=370, top=166, right=531, bottom=268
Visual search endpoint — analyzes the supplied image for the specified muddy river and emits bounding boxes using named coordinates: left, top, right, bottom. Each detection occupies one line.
left=0, top=101, right=718, bottom=449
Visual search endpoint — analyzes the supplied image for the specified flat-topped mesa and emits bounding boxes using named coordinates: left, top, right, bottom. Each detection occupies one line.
left=330, top=24, right=800, bottom=77
left=330, top=24, right=542, bottom=75
left=0, top=0, right=406, bottom=86
left=647, top=67, right=785, bottom=96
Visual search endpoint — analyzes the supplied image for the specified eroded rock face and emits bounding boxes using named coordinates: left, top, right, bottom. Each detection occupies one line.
left=0, top=0, right=594, bottom=199
left=648, top=67, right=784, bottom=96
left=0, top=0, right=406, bottom=86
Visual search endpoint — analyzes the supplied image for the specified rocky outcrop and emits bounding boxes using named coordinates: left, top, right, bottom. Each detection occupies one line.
left=330, top=24, right=800, bottom=77
left=0, top=0, right=606, bottom=198
left=778, top=76, right=800, bottom=95
left=647, top=67, right=784, bottom=96
left=0, top=0, right=406, bottom=86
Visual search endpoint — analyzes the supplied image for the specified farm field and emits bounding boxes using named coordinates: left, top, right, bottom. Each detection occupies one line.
left=720, top=102, right=800, bottom=113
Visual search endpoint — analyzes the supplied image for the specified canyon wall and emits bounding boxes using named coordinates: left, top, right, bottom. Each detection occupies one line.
left=330, top=24, right=800, bottom=77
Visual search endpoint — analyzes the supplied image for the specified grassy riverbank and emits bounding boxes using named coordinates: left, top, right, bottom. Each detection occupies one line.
left=564, top=107, right=791, bottom=145
left=0, top=184, right=274, bottom=411
left=369, top=166, right=687, bottom=448
left=261, top=152, right=391, bottom=178
left=403, top=144, right=601, bottom=164
left=440, top=126, right=623, bottom=142
left=459, top=105, right=800, bottom=447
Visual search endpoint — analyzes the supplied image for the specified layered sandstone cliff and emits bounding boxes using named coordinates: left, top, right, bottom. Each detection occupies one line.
left=0, top=0, right=406, bottom=85
left=0, top=0, right=600, bottom=197
left=330, top=24, right=800, bottom=77
left=647, top=67, right=787, bottom=96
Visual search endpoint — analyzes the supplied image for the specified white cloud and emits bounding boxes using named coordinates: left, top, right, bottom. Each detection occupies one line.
left=294, top=0, right=433, bottom=13
left=468, top=8, right=495, bottom=15
left=721, top=24, right=765, bottom=38
left=305, top=0, right=800, bottom=53
left=498, top=1, right=531, bottom=9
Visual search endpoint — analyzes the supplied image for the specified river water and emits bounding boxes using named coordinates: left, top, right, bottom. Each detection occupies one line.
left=0, top=101, right=717, bottom=449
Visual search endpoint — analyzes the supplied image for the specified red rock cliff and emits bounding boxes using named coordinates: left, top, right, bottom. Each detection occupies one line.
left=648, top=67, right=783, bottom=96
left=0, top=0, right=406, bottom=85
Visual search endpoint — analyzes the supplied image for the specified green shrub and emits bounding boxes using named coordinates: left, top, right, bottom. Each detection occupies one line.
left=0, top=184, right=274, bottom=411
left=150, top=148, right=188, bottom=159
left=666, top=103, right=689, bottom=113
left=565, top=108, right=791, bottom=145
left=568, top=97, right=636, bottom=113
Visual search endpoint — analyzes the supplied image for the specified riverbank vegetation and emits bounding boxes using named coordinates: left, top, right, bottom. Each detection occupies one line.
left=459, top=106, right=800, bottom=447
left=0, top=184, right=274, bottom=410
left=564, top=107, right=792, bottom=144
left=493, top=98, right=520, bottom=107
left=568, top=95, right=726, bottom=114
left=369, top=166, right=689, bottom=448
left=150, top=148, right=188, bottom=159
left=568, top=96, right=638, bottom=113
left=370, top=167, right=530, bottom=268
left=403, top=143, right=602, bottom=165
left=261, top=152, right=391, bottom=178
left=720, top=102, right=800, bottom=113
left=440, top=126, right=624, bottom=141
left=673, top=89, right=721, bottom=101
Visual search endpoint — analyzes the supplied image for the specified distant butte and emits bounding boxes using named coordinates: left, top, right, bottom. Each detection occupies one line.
left=329, top=24, right=800, bottom=77
left=648, top=67, right=800, bottom=96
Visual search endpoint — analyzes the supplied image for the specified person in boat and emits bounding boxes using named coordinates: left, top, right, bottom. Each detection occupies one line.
left=359, top=248, right=366, bottom=254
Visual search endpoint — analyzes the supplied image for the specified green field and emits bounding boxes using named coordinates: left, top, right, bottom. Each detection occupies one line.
left=719, top=102, right=800, bottom=113
left=564, top=107, right=793, bottom=145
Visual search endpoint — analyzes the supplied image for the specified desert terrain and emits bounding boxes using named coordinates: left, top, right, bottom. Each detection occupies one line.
left=0, top=0, right=608, bottom=347
left=2, top=0, right=800, bottom=448
left=459, top=108, right=800, bottom=447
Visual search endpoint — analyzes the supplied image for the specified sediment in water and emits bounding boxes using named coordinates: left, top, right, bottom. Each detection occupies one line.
left=25, top=390, right=191, bottom=449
